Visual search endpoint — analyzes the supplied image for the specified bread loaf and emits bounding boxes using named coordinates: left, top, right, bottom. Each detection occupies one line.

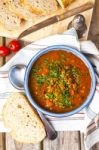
left=6, top=0, right=38, bottom=20
left=23, top=0, right=58, bottom=15
left=2, top=93, right=46, bottom=144
left=0, top=1, right=22, bottom=30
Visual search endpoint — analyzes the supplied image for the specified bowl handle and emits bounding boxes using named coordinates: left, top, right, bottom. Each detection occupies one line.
left=85, top=106, right=97, bottom=120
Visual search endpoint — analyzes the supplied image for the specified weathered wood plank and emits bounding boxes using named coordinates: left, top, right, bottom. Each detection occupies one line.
left=88, top=1, right=99, bottom=148
left=80, top=133, right=85, bottom=150
left=43, top=132, right=80, bottom=150
left=88, top=0, right=99, bottom=49
left=0, top=37, right=5, bottom=66
left=0, top=134, right=5, bottom=150
left=92, top=143, right=99, bottom=150
left=14, top=142, right=41, bottom=150
left=0, top=37, right=6, bottom=150
left=0, top=37, right=5, bottom=150
left=6, top=132, right=81, bottom=150
left=6, top=134, right=41, bottom=150
left=6, top=134, right=16, bottom=150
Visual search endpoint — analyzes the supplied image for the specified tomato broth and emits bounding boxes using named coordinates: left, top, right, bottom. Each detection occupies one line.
left=29, top=50, right=91, bottom=113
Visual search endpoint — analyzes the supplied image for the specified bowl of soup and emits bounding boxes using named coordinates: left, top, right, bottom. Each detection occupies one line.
left=24, top=45, right=96, bottom=117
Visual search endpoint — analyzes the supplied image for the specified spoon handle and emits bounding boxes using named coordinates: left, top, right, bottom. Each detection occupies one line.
left=37, top=111, right=57, bottom=140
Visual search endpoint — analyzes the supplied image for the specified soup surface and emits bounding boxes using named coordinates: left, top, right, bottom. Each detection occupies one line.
left=29, top=50, right=91, bottom=113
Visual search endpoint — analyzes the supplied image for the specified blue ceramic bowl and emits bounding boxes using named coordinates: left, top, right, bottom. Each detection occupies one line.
left=24, top=45, right=96, bottom=117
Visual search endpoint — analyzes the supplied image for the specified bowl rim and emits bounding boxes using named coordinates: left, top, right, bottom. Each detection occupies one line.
left=24, top=45, right=96, bottom=117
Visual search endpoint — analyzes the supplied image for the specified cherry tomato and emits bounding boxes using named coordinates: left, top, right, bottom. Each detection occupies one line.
left=0, top=46, right=10, bottom=57
left=8, top=40, right=21, bottom=52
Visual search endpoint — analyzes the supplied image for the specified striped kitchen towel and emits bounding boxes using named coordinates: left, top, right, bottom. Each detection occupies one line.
left=0, top=28, right=99, bottom=149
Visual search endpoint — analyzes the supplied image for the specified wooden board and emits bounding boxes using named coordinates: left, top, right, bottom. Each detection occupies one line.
left=5, top=132, right=81, bottom=150
left=0, top=0, right=95, bottom=42
left=22, top=8, right=94, bottom=42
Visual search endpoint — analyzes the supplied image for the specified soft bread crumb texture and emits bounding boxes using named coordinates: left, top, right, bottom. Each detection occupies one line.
left=2, top=93, right=46, bottom=144
left=0, top=1, right=21, bottom=30
left=5, top=0, right=38, bottom=20
left=23, top=0, right=58, bottom=14
left=0, top=0, right=75, bottom=30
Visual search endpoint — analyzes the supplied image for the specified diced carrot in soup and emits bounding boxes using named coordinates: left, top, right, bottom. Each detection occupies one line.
left=29, top=50, right=91, bottom=113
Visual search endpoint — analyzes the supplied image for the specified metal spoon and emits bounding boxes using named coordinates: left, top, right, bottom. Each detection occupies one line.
left=8, top=64, right=57, bottom=140
left=9, top=65, right=26, bottom=90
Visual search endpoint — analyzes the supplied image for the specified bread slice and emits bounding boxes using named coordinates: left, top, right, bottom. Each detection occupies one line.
left=23, top=0, right=58, bottom=15
left=56, top=0, right=75, bottom=8
left=0, top=1, right=22, bottom=30
left=5, top=0, right=38, bottom=21
left=2, top=93, right=46, bottom=144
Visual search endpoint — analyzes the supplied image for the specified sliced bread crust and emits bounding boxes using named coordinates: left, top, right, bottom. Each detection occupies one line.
left=23, top=0, right=58, bottom=15
left=2, top=93, right=46, bottom=144
left=5, top=0, right=38, bottom=20
left=0, top=1, right=21, bottom=30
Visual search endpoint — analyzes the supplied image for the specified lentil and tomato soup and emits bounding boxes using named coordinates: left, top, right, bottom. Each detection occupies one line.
left=29, top=50, right=91, bottom=113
